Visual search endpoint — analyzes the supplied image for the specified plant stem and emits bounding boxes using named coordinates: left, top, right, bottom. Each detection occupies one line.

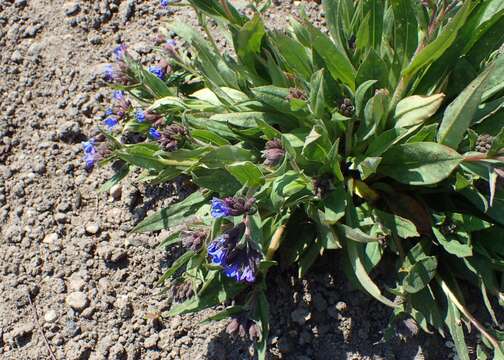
left=345, top=121, right=354, bottom=156
left=438, top=276, right=501, bottom=350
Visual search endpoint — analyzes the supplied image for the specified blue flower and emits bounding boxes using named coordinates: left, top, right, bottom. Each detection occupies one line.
left=82, top=139, right=96, bottom=154
left=103, top=65, right=114, bottom=82
left=208, top=237, right=228, bottom=265
left=113, top=90, right=124, bottom=100
left=135, top=109, right=145, bottom=123
left=210, top=198, right=232, bottom=218
left=149, top=128, right=161, bottom=140
left=103, top=117, right=118, bottom=130
left=82, top=139, right=97, bottom=168
left=160, top=0, right=169, bottom=7
left=105, top=107, right=113, bottom=116
left=113, top=44, right=127, bottom=61
left=148, top=66, right=165, bottom=80
left=166, top=39, right=176, bottom=47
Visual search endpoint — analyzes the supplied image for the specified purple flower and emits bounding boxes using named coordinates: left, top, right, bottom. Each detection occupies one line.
left=160, top=0, right=169, bottom=7
left=113, top=44, right=127, bottom=61
left=207, top=223, right=260, bottom=284
left=166, top=39, right=176, bottom=47
left=148, top=66, right=165, bottom=80
left=82, top=139, right=97, bottom=169
left=103, top=117, right=118, bottom=130
left=135, top=109, right=145, bottom=123
left=105, top=107, right=113, bottom=116
left=103, top=64, right=114, bottom=82
left=211, top=198, right=232, bottom=218
left=149, top=128, right=161, bottom=140
left=113, top=90, right=124, bottom=100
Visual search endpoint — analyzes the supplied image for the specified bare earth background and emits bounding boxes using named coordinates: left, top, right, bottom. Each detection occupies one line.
left=0, top=1, right=451, bottom=359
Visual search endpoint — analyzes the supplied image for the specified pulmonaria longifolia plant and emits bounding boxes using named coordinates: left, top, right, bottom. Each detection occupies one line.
left=85, top=0, right=504, bottom=357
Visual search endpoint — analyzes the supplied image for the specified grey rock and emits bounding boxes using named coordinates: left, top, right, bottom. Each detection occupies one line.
left=58, top=121, right=82, bottom=143
left=10, top=50, right=23, bottom=64
left=44, top=309, right=58, bottom=323
left=64, top=320, right=81, bottom=338
left=14, top=0, right=27, bottom=7
left=144, top=333, right=159, bottom=349
left=65, top=3, right=81, bottom=16
left=66, top=291, right=89, bottom=311
left=109, top=184, right=122, bottom=200
left=85, top=222, right=100, bottom=235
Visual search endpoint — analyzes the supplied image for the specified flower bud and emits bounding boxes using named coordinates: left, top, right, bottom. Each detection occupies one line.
left=262, top=139, right=285, bottom=166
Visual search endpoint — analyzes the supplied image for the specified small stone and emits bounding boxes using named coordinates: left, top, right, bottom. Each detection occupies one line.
left=44, top=309, right=58, bottom=323
left=335, top=301, right=348, bottom=312
left=43, top=232, right=59, bottom=244
left=85, top=223, right=99, bottom=235
left=11, top=50, right=23, bottom=64
left=109, top=184, right=122, bottom=200
left=66, top=291, right=89, bottom=311
left=68, top=275, right=86, bottom=291
left=64, top=320, right=81, bottom=338
left=65, top=3, right=81, bottom=16
left=144, top=334, right=159, bottom=349
left=15, top=0, right=27, bottom=8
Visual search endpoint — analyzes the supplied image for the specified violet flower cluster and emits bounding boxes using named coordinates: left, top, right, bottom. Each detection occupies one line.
left=207, top=223, right=261, bottom=284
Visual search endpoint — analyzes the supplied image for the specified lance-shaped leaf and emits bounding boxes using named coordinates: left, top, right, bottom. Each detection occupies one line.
left=133, top=191, right=208, bottom=232
left=438, top=61, right=497, bottom=149
left=226, top=161, right=264, bottom=187
left=394, top=94, right=445, bottom=128
left=402, top=0, right=473, bottom=77
left=378, top=142, right=463, bottom=185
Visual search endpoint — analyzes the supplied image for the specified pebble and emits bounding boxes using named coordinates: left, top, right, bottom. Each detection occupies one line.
left=64, top=3, right=81, bottom=16
left=43, top=232, right=59, bottom=244
left=109, top=184, right=122, bottom=200
left=144, top=334, right=159, bottom=349
left=66, top=291, right=89, bottom=311
left=44, top=309, right=58, bottom=323
left=85, top=222, right=100, bottom=235
left=335, top=301, right=348, bottom=312
left=10, top=323, right=34, bottom=344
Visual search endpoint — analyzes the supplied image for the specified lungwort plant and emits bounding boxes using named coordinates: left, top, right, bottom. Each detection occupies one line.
left=87, top=0, right=504, bottom=358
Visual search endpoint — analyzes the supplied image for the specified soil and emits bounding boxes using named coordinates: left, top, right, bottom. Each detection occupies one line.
left=0, top=0, right=452, bottom=359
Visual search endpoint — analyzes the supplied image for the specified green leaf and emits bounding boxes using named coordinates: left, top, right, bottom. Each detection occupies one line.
left=187, top=0, right=244, bottom=25
left=390, top=0, right=418, bottom=69
left=356, top=49, right=388, bottom=89
left=201, top=145, right=254, bottom=168
left=157, top=251, right=195, bottom=286
left=363, top=0, right=384, bottom=51
left=301, top=125, right=331, bottom=163
left=488, top=127, right=504, bottom=156
left=433, top=227, right=473, bottom=258
left=355, top=79, right=378, bottom=117
left=402, top=256, right=437, bottom=294
left=234, top=15, right=266, bottom=74
left=394, top=94, right=445, bottom=128
left=374, top=210, right=420, bottom=238
left=438, top=61, right=497, bottom=149
left=226, top=161, right=264, bottom=187
left=403, top=0, right=473, bottom=77
left=133, top=191, right=208, bottom=232
left=270, top=31, right=313, bottom=80
left=323, top=185, right=347, bottom=224
left=200, top=306, right=245, bottom=323
left=445, top=296, right=471, bottom=360
left=191, top=129, right=230, bottom=146
left=345, top=240, right=396, bottom=307
left=337, top=224, right=380, bottom=243
left=158, top=231, right=182, bottom=249
left=192, top=168, right=241, bottom=196
left=309, top=70, right=328, bottom=119
left=304, top=20, right=356, bottom=90
left=378, top=142, right=463, bottom=185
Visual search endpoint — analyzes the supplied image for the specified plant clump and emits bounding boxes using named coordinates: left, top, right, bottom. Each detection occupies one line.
left=84, top=0, right=504, bottom=358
